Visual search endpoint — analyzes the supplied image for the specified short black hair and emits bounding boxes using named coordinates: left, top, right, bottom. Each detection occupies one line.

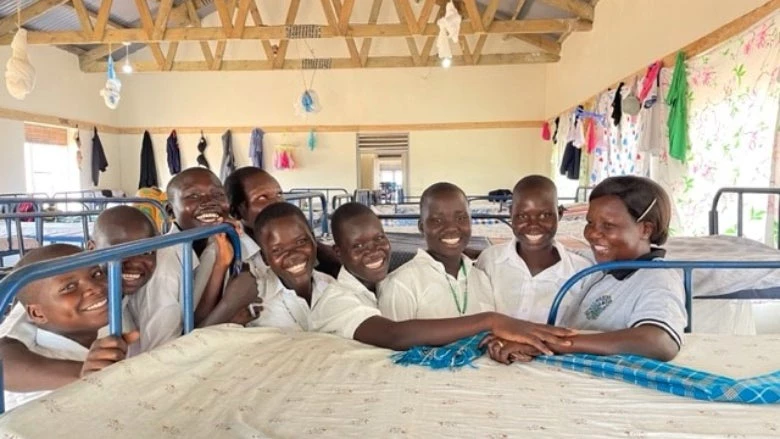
left=589, top=176, right=672, bottom=245
left=166, top=167, right=221, bottom=201
left=93, top=205, right=158, bottom=243
left=512, top=175, right=557, bottom=198
left=253, top=202, right=313, bottom=242
left=331, top=202, right=376, bottom=246
left=15, top=244, right=83, bottom=304
left=420, top=182, right=467, bottom=213
left=224, top=166, right=273, bottom=218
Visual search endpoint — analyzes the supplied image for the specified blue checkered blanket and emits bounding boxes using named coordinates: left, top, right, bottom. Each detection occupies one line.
left=536, top=353, right=780, bottom=404
left=392, top=335, right=780, bottom=404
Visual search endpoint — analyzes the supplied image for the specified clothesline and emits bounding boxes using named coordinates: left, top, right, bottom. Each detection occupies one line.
left=548, top=0, right=778, bottom=120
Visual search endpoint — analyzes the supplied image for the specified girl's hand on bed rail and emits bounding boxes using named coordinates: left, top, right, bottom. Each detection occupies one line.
left=486, top=315, right=576, bottom=356
left=80, top=331, right=139, bottom=377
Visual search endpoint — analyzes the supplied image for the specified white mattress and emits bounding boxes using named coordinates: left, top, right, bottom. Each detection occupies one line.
left=1, top=326, right=778, bottom=438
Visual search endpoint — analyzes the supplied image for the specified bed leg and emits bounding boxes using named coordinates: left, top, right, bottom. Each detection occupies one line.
left=0, top=360, right=5, bottom=415
left=181, top=242, right=194, bottom=334
left=107, top=260, right=124, bottom=337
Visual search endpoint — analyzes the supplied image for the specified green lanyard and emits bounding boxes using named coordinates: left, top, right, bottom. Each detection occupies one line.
left=445, top=261, right=468, bottom=315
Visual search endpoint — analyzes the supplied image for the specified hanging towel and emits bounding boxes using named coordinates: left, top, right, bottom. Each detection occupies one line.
left=249, top=128, right=264, bottom=169
left=166, top=130, right=181, bottom=175
left=638, top=71, right=662, bottom=155
left=220, top=129, right=236, bottom=181
left=611, top=82, right=624, bottom=126
left=196, top=133, right=210, bottom=169
left=585, top=118, right=597, bottom=153
left=541, top=122, right=551, bottom=141
left=91, top=127, right=108, bottom=187
left=138, top=130, right=159, bottom=189
left=666, top=52, right=689, bottom=162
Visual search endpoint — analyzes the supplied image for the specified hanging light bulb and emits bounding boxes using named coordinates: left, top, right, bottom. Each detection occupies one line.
left=441, top=57, right=452, bottom=68
left=122, top=42, right=133, bottom=74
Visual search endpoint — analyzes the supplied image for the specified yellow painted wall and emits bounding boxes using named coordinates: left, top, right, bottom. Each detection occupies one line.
left=0, top=46, right=122, bottom=193
left=545, top=0, right=769, bottom=117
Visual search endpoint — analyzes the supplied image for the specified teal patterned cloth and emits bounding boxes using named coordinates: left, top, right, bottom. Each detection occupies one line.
left=390, top=332, right=488, bottom=370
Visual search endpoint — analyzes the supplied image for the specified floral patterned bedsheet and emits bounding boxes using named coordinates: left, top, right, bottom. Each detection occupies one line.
left=1, top=327, right=779, bottom=438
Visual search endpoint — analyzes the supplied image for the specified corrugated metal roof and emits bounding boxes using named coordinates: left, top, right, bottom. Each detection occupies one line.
left=26, top=5, right=81, bottom=32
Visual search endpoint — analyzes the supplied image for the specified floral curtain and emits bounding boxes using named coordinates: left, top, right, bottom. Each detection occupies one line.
left=653, top=11, right=780, bottom=243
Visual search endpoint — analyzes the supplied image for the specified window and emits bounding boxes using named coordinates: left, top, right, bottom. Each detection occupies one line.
left=24, top=124, right=79, bottom=195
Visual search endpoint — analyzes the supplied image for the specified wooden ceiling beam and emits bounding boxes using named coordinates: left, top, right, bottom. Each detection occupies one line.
left=337, top=0, right=355, bottom=35
left=392, top=0, right=421, bottom=66
left=0, top=0, right=69, bottom=36
left=4, top=18, right=592, bottom=46
left=473, top=0, right=501, bottom=64
left=359, top=0, right=383, bottom=67
left=246, top=1, right=275, bottom=61
left=538, top=0, right=594, bottom=21
left=151, top=0, right=174, bottom=41
left=272, top=0, right=301, bottom=69
left=462, top=0, right=484, bottom=33
left=420, top=4, right=445, bottom=65
left=91, top=0, right=113, bottom=40
left=416, top=0, right=435, bottom=31
left=185, top=0, right=213, bottom=65
left=70, top=0, right=93, bottom=36
left=83, top=52, right=560, bottom=73
left=133, top=0, right=165, bottom=68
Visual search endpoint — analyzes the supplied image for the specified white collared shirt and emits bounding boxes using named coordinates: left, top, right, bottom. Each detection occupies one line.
left=134, top=223, right=223, bottom=351
left=0, top=303, right=126, bottom=411
left=240, top=233, right=267, bottom=276
left=248, top=269, right=335, bottom=331
left=476, top=239, right=591, bottom=323
left=378, top=249, right=497, bottom=321
left=311, top=268, right=383, bottom=339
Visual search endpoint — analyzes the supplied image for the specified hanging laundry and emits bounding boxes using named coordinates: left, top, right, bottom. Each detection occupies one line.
left=91, top=127, right=108, bottom=187
left=637, top=65, right=663, bottom=155
left=559, top=141, right=581, bottom=180
left=541, top=121, right=551, bottom=141
left=586, top=118, right=597, bottom=154
left=196, top=132, right=210, bottom=169
left=552, top=116, right=560, bottom=144
left=274, top=146, right=296, bottom=170
left=250, top=128, right=264, bottom=169
left=138, top=130, right=159, bottom=189
left=666, top=52, right=689, bottom=162
left=611, top=82, right=624, bottom=126
left=74, top=129, right=82, bottom=170
left=166, top=129, right=181, bottom=175
left=639, top=60, right=663, bottom=101
left=307, top=129, right=316, bottom=151
left=220, top=129, right=236, bottom=181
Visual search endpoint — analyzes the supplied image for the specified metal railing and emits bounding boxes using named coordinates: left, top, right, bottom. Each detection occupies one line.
left=0, top=223, right=241, bottom=414
left=376, top=213, right=511, bottom=228
left=708, top=187, right=780, bottom=250
left=283, top=192, right=329, bottom=235
left=546, top=260, right=780, bottom=333
left=289, top=187, right=350, bottom=212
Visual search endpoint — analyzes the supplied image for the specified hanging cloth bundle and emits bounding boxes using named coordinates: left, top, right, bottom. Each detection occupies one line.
left=196, top=131, right=210, bottom=169
left=5, top=26, right=35, bottom=100
left=249, top=128, right=264, bottom=168
left=166, top=130, right=181, bottom=175
left=307, top=129, right=316, bottom=151
left=99, top=55, right=121, bottom=109
left=91, top=127, right=108, bottom=187
left=274, top=145, right=296, bottom=170
left=220, top=129, right=236, bottom=181
left=436, top=1, right=462, bottom=60
left=138, top=130, right=159, bottom=189
left=622, top=77, right=641, bottom=116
